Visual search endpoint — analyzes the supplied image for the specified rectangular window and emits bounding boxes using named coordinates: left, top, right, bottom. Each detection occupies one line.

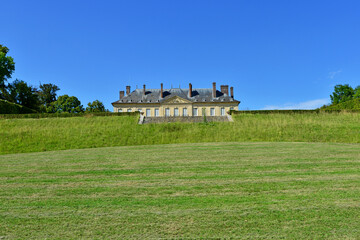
left=210, top=108, right=215, bottom=116
left=118, top=108, right=122, bottom=113
left=193, top=108, right=198, bottom=116
left=174, top=108, right=179, bottom=116
left=155, top=108, right=159, bottom=116
left=183, top=108, right=188, bottom=116
left=138, top=109, right=142, bottom=112
left=165, top=108, right=170, bottom=116
left=221, top=107, right=225, bottom=116
left=146, top=109, right=151, bottom=116
left=127, top=109, right=131, bottom=112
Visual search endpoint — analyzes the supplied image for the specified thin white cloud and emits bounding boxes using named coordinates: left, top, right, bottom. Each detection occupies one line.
left=328, top=70, right=342, bottom=79
left=262, top=98, right=329, bottom=110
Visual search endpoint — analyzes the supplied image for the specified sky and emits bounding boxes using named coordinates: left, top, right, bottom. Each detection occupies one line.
left=2, top=0, right=360, bottom=110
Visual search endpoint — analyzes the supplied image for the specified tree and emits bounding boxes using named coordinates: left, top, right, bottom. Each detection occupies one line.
left=354, top=86, right=360, bottom=99
left=0, top=44, right=15, bottom=98
left=330, top=84, right=354, bottom=104
left=7, top=79, right=40, bottom=110
left=38, top=83, right=60, bottom=107
left=85, top=100, right=105, bottom=112
left=47, top=94, right=84, bottom=113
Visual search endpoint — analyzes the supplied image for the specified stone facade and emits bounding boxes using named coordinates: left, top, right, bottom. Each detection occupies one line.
left=112, top=82, right=240, bottom=117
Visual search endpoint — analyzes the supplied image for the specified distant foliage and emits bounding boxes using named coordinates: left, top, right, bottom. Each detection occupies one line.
left=47, top=94, right=84, bottom=113
left=38, top=83, right=60, bottom=108
left=7, top=79, right=40, bottom=111
left=321, top=98, right=360, bottom=110
left=325, top=84, right=360, bottom=110
left=0, top=44, right=105, bottom=114
left=354, top=86, right=360, bottom=99
left=330, top=84, right=355, bottom=104
left=86, top=100, right=106, bottom=112
left=0, top=44, right=15, bottom=93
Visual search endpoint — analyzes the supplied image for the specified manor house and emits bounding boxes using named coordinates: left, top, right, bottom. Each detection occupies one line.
left=112, top=82, right=240, bottom=117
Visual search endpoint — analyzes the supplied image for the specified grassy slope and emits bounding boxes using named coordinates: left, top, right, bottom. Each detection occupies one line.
left=1, top=112, right=360, bottom=154
left=0, top=142, right=359, bottom=239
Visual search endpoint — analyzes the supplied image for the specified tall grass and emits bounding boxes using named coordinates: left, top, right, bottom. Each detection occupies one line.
left=0, top=112, right=359, bottom=154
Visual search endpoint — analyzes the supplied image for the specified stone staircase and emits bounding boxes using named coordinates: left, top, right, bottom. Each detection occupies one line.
left=141, top=115, right=231, bottom=124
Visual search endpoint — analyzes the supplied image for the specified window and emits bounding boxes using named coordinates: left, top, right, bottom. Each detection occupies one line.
left=221, top=107, right=225, bottom=116
left=183, top=108, right=188, bottom=116
left=127, top=109, right=131, bottom=112
left=138, top=109, right=142, bottom=112
left=210, top=108, right=215, bottom=116
left=155, top=108, right=159, bottom=116
left=174, top=108, right=179, bottom=116
left=193, top=108, right=198, bottom=116
left=118, top=108, right=123, bottom=113
left=146, top=109, right=151, bottom=116
left=230, top=107, right=234, bottom=110
left=165, top=108, right=170, bottom=116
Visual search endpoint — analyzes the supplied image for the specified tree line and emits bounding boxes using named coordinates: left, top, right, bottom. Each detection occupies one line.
left=0, top=44, right=106, bottom=113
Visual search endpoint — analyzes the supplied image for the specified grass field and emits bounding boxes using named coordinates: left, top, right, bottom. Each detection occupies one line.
left=1, top=112, right=360, bottom=154
left=0, top=142, right=359, bottom=239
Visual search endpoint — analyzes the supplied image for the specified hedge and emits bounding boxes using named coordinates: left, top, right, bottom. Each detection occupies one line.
left=0, top=99, right=37, bottom=114
left=321, top=99, right=360, bottom=111
left=0, top=111, right=139, bottom=119
left=229, top=109, right=360, bottom=115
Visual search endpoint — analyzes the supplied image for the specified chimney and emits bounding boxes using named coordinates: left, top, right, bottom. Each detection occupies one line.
left=212, top=82, right=216, bottom=98
left=143, top=84, right=146, bottom=96
left=160, top=83, right=163, bottom=98
left=119, top=91, right=124, bottom=99
left=230, top=87, right=234, bottom=98
left=126, top=86, right=131, bottom=95
left=189, top=83, right=192, bottom=98
left=220, top=85, right=229, bottom=95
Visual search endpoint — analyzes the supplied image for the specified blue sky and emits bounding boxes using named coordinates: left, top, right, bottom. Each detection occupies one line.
left=2, top=0, right=360, bottom=110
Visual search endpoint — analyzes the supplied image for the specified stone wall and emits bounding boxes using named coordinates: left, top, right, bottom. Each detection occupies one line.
left=142, top=116, right=231, bottom=124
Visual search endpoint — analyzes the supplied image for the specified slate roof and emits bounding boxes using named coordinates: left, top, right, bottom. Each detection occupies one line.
left=112, top=88, right=240, bottom=105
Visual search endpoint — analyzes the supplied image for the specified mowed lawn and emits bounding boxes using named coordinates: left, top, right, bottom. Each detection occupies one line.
left=0, top=142, right=359, bottom=239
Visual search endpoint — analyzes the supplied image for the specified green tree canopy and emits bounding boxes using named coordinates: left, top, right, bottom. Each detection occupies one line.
left=47, top=94, right=84, bottom=113
left=0, top=44, right=15, bottom=97
left=85, top=100, right=106, bottom=112
left=38, top=83, right=60, bottom=107
left=7, top=79, right=40, bottom=110
left=354, top=86, right=360, bottom=99
left=330, top=84, right=354, bottom=104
